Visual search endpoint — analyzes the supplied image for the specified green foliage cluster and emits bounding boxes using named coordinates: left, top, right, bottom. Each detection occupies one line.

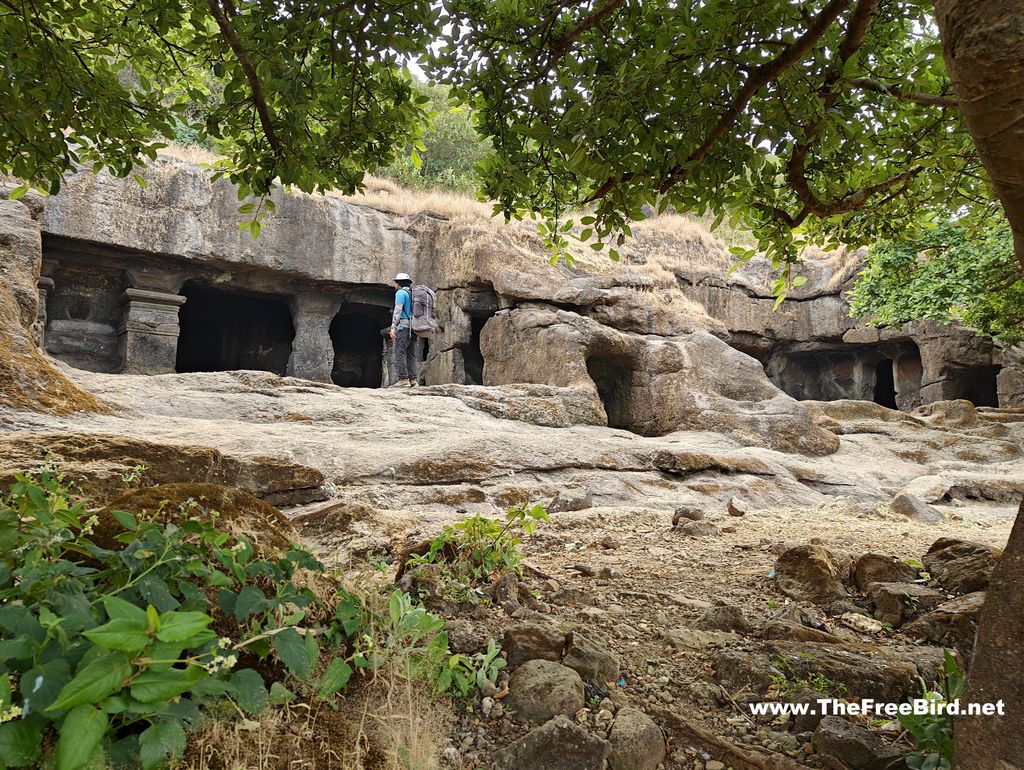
left=849, top=221, right=1024, bottom=343
left=377, top=83, right=491, bottom=194
left=430, top=1, right=986, bottom=275
left=408, top=502, right=550, bottom=586
left=0, top=468, right=501, bottom=769
left=1, top=1, right=438, bottom=200
left=898, top=651, right=964, bottom=770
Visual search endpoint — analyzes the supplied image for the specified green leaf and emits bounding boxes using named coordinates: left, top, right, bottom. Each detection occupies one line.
left=0, top=719, right=43, bottom=766
left=83, top=618, right=151, bottom=654
left=228, top=669, right=268, bottom=714
left=48, top=652, right=132, bottom=712
left=155, top=611, right=211, bottom=643
left=55, top=705, right=107, bottom=770
left=103, top=596, right=146, bottom=624
left=139, top=721, right=186, bottom=770
left=110, top=510, right=137, bottom=531
left=274, top=628, right=313, bottom=679
left=316, top=659, right=352, bottom=699
left=130, top=665, right=206, bottom=703
left=234, top=586, right=267, bottom=621
left=7, top=185, right=29, bottom=201
left=133, top=173, right=148, bottom=189
left=20, top=658, right=71, bottom=715
left=269, top=681, right=296, bottom=705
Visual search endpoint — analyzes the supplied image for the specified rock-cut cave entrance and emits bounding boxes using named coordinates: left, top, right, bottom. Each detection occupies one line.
left=873, top=359, right=898, bottom=409
left=586, top=353, right=633, bottom=431
left=329, top=304, right=392, bottom=387
left=944, top=365, right=1001, bottom=408
left=176, top=282, right=295, bottom=375
left=465, top=316, right=488, bottom=385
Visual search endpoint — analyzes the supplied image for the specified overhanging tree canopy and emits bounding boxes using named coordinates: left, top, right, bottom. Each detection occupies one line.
left=431, top=0, right=993, bottom=279
left=1, top=0, right=440, bottom=202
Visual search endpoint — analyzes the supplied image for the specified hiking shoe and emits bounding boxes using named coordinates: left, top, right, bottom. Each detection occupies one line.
left=408, top=379, right=418, bottom=387
left=389, top=380, right=411, bottom=388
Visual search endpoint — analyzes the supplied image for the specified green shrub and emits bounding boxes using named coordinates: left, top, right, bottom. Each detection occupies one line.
left=899, top=651, right=964, bottom=770
left=407, top=502, right=549, bottom=586
left=0, top=467, right=500, bottom=770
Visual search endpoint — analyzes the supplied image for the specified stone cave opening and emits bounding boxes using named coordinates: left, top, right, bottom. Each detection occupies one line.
left=329, top=304, right=391, bottom=387
left=175, top=282, right=295, bottom=375
left=465, top=316, right=489, bottom=386
left=586, top=353, right=633, bottom=430
left=873, top=359, right=898, bottom=409
left=943, top=365, right=1001, bottom=408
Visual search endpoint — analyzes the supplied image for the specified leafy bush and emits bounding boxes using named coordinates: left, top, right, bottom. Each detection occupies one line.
left=377, top=82, right=491, bottom=195
left=849, top=221, right=1024, bottom=343
left=0, top=467, right=501, bottom=769
left=898, top=651, right=964, bottom=770
left=407, top=502, right=549, bottom=585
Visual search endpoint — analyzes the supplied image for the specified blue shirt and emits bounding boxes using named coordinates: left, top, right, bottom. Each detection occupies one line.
left=393, top=287, right=412, bottom=327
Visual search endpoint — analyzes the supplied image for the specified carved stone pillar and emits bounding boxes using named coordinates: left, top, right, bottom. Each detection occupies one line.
left=287, top=294, right=341, bottom=382
left=118, top=288, right=186, bottom=374
left=34, top=276, right=54, bottom=348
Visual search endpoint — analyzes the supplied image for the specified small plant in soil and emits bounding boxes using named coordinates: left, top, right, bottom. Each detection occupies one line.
left=768, top=655, right=848, bottom=699
left=898, top=651, right=964, bottom=770
left=406, top=502, right=550, bottom=586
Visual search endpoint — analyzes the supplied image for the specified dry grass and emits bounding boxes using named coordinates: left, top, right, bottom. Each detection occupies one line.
left=331, top=175, right=497, bottom=223
left=156, top=142, right=221, bottom=166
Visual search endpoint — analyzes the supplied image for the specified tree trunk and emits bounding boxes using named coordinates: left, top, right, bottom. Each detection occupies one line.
left=949, top=500, right=1024, bottom=769
left=934, top=0, right=1024, bottom=266
left=933, top=3, right=1024, bottom=767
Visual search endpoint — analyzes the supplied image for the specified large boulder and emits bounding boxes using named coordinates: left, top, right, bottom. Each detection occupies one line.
left=890, top=492, right=944, bottom=523
left=562, top=628, right=620, bottom=685
left=775, top=544, right=850, bottom=604
left=854, top=553, right=919, bottom=592
left=503, top=623, right=567, bottom=669
left=608, top=708, right=666, bottom=770
left=902, top=592, right=984, bottom=661
left=505, top=660, right=585, bottom=723
left=480, top=306, right=839, bottom=455
left=812, top=716, right=902, bottom=769
left=923, top=538, right=1001, bottom=594
left=492, top=716, right=611, bottom=770
left=0, top=433, right=327, bottom=507
left=867, top=582, right=948, bottom=627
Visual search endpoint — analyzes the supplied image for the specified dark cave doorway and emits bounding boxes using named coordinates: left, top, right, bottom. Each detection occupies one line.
left=329, top=304, right=392, bottom=387
left=944, top=365, right=1001, bottom=408
left=465, top=316, right=488, bottom=385
left=586, top=353, right=632, bottom=431
left=873, top=359, right=898, bottom=409
left=175, top=282, right=295, bottom=375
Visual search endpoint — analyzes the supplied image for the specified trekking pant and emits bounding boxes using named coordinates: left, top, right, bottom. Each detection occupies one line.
left=394, top=326, right=417, bottom=382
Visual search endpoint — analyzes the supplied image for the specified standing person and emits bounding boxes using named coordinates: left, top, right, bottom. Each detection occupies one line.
left=389, top=272, right=417, bottom=387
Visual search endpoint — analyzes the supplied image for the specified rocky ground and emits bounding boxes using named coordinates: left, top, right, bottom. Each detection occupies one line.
left=1, top=367, right=1021, bottom=769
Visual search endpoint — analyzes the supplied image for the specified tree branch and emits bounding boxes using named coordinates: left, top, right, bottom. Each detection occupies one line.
left=585, top=0, right=855, bottom=202
left=550, top=0, right=626, bottom=51
left=787, top=141, right=923, bottom=216
left=846, top=77, right=959, bottom=108
left=206, top=0, right=283, bottom=160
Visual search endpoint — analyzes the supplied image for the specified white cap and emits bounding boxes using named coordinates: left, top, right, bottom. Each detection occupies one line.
left=394, top=272, right=411, bottom=282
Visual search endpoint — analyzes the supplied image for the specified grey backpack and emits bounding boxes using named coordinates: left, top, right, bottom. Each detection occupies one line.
left=410, top=285, right=438, bottom=337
